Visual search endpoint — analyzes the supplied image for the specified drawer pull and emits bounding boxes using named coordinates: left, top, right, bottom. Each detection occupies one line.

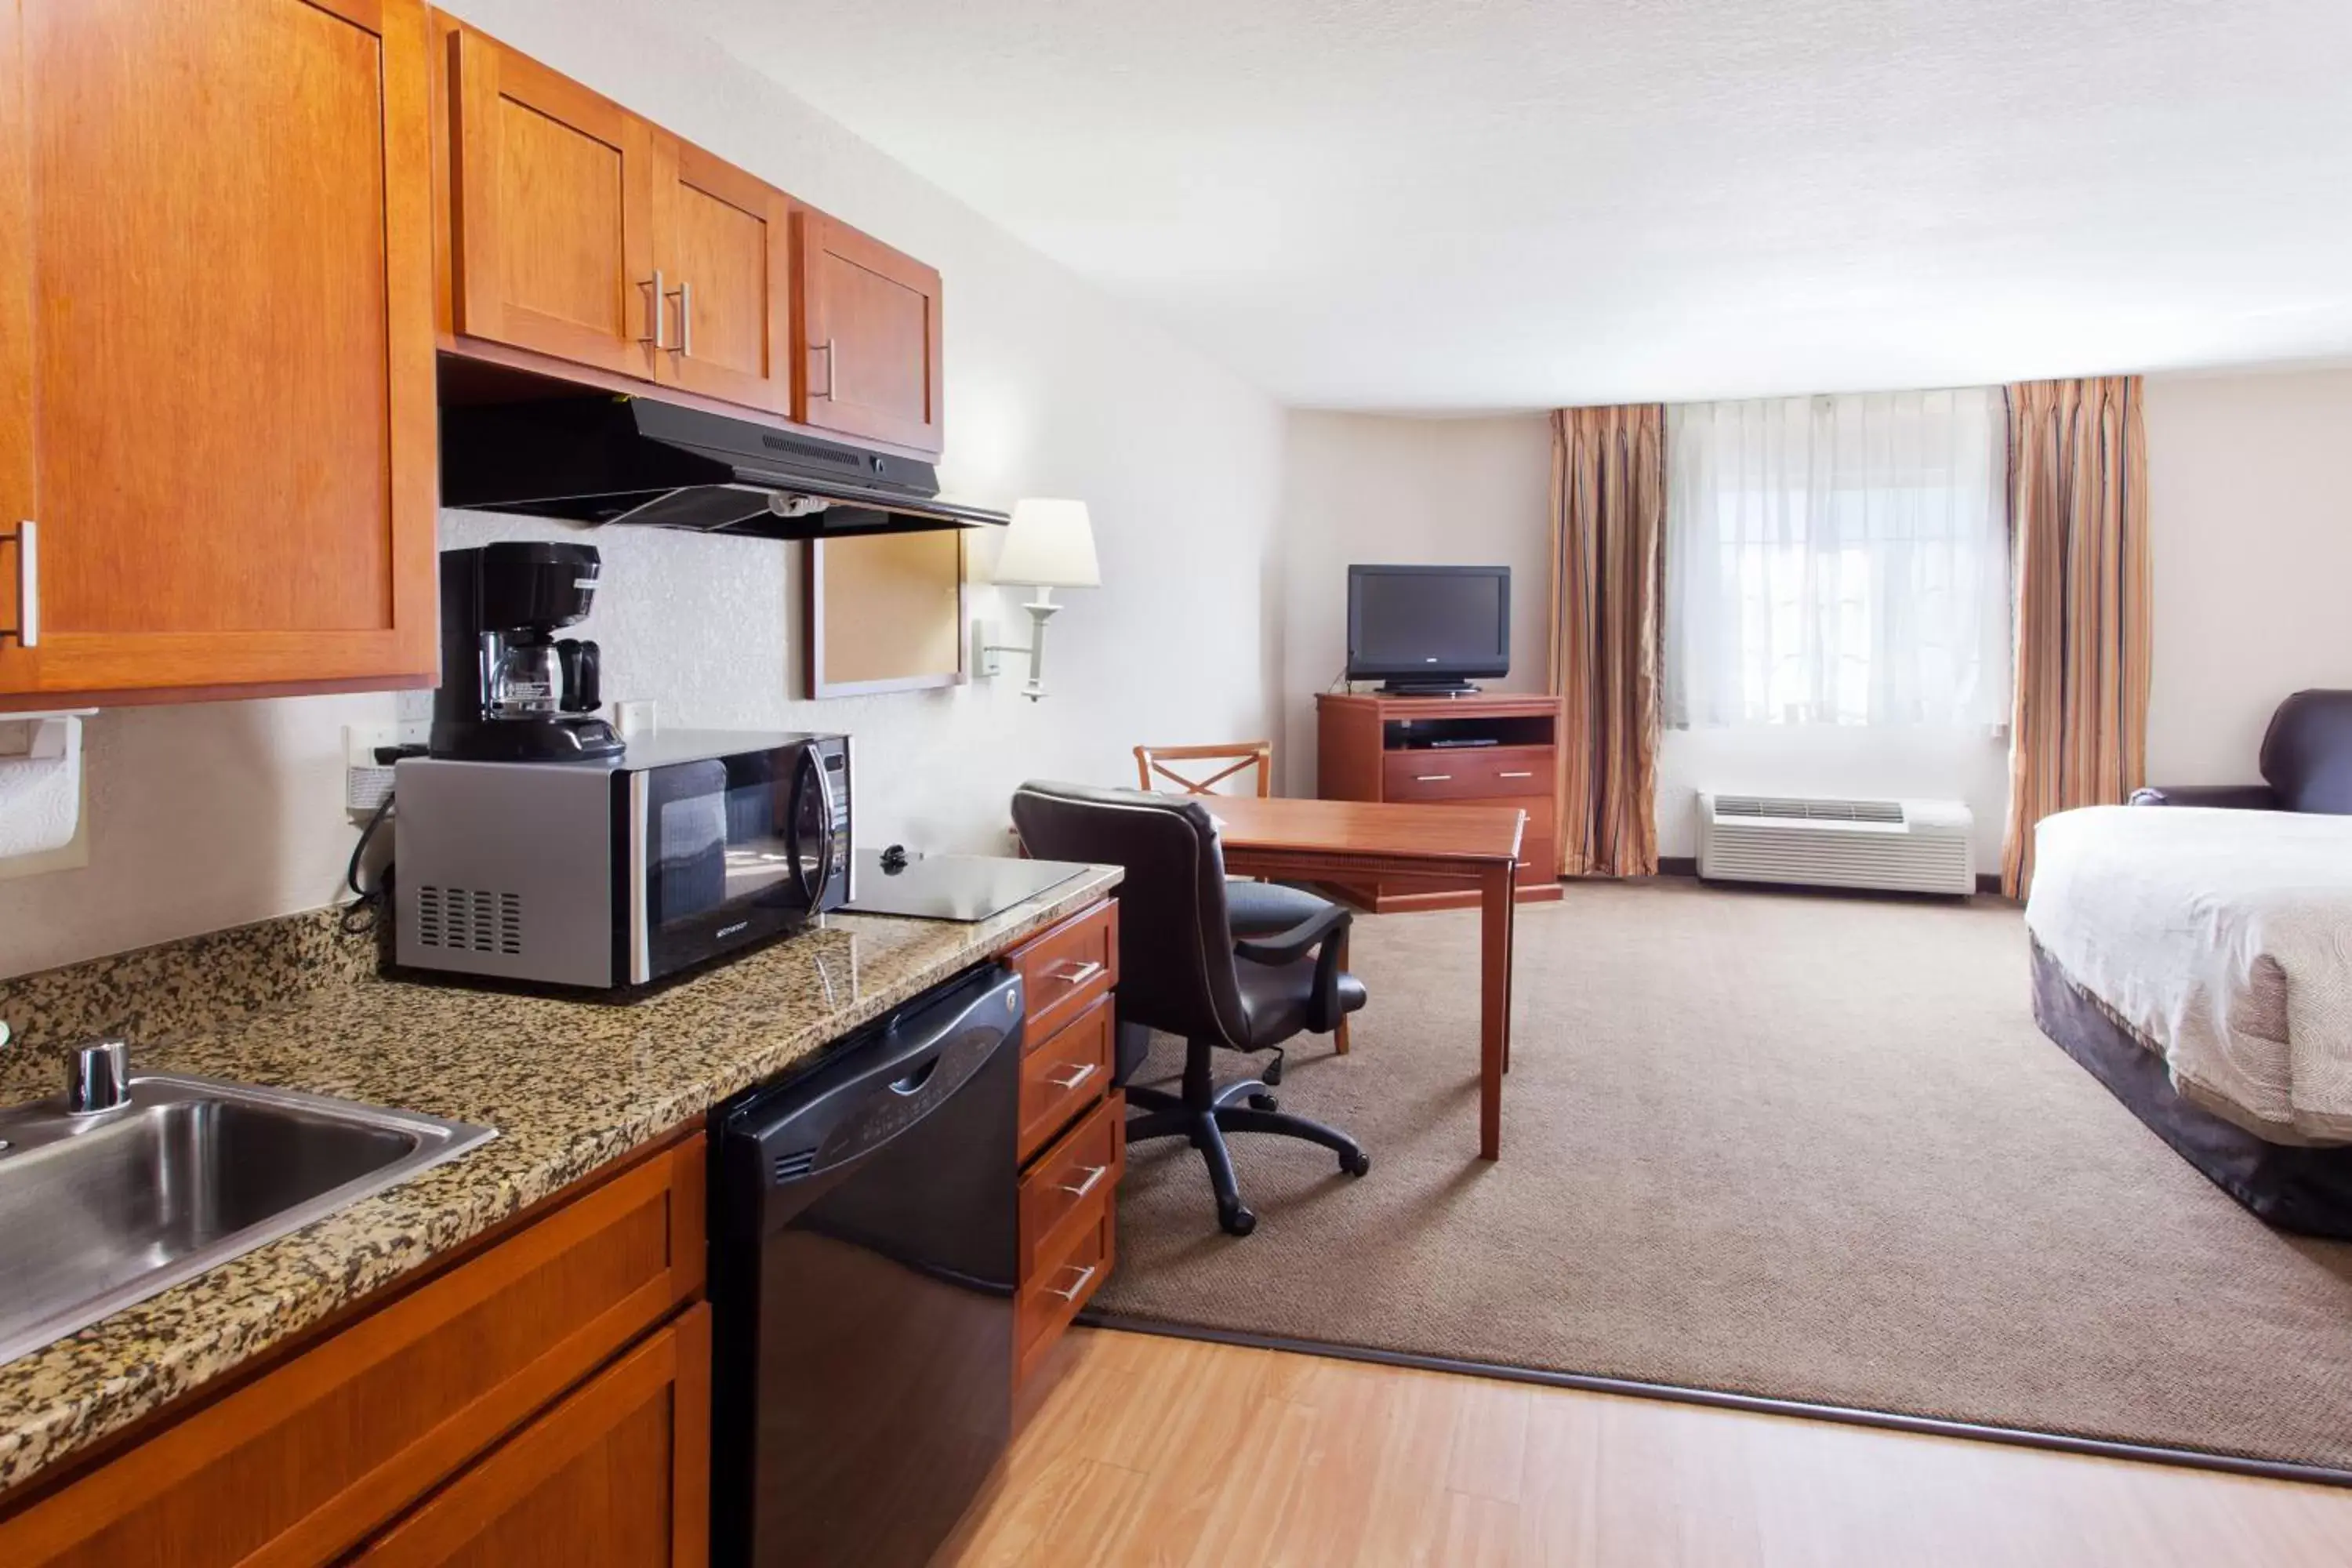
left=1044, top=1263, right=1098, bottom=1303
left=639, top=269, right=667, bottom=349
left=1058, top=1163, right=1109, bottom=1200
left=1044, top=1062, right=1100, bottom=1092
left=1414, top=774, right=1453, bottom=782
left=2, top=519, right=36, bottom=647
left=1499, top=770, right=1535, bottom=779
left=1045, top=958, right=1105, bottom=987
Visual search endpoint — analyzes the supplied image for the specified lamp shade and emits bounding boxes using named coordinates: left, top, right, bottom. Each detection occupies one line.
left=991, top=499, right=1100, bottom=589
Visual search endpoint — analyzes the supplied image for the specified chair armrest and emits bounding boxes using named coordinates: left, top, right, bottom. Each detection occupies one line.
left=1234, top=902, right=1351, bottom=968
left=2129, top=783, right=2279, bottom=810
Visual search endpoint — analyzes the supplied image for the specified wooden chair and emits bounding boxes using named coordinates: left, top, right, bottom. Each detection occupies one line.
left=1131, top=740, right=1353, bottom=1055
left=1133, top=740, right=1274, bottom=797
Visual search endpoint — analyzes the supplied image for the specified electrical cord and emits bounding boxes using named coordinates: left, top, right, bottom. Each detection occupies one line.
left=342, top=790, right=395, bottom=935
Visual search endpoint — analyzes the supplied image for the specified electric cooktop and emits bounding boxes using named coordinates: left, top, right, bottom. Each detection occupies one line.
left=842, top=850, right=1092, bottom=923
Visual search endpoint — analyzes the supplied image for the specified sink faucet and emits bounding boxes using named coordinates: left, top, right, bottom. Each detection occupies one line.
left=66, top=1040, right=130, bottom=1115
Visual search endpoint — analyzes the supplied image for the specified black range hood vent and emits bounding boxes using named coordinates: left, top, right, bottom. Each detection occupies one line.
left=439, top=394, right=1007, bottom=540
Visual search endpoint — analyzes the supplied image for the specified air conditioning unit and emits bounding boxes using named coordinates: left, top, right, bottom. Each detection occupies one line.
left=1695, top=793, right=1974, bottom=896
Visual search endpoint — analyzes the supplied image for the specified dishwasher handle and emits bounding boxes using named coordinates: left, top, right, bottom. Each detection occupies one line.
left=724, top=964, right=1024, bottom=1209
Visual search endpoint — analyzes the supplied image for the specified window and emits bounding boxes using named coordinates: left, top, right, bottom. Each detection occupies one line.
left=1663, top=388, right=2010, bottom=730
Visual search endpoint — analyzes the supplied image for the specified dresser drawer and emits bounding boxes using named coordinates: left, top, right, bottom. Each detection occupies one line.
left=1018, top=993, right=1114, bottom=1162
left=1016, top=1181, right=1113, bottom=1383
left=1019, top=1091, right=1123, bottom=1277
left=1007, top=899, right=1118, bottom=1044
left=1383, top=745, right=1555, bottom=803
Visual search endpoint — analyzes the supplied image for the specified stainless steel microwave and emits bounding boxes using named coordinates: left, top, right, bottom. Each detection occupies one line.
left=394, top=731, right=852, bottom=989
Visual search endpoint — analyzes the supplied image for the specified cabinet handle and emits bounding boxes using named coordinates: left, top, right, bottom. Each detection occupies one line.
left=1058, top=1163, right=1109, bottom=1200
left=2, top=521, right=34, bottom=648
left=1044, top=1263, right=1098, bottom=1303
left=1043, top=1061, right=1099, bottom=1092
left=640, top=270, right=667, bottom=350
left=1415, top=774, right=1453, bottom=782
left=1499, top=771, right=1534, bottom=779
left=668, top=277, right=693, bottom=358
left=812, top=336, right=837, bottom=398
left=1046, top=958, right=1104, bottom=988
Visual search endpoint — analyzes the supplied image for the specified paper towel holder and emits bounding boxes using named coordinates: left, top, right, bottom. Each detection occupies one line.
left=0, top=708, right=94, bottom=761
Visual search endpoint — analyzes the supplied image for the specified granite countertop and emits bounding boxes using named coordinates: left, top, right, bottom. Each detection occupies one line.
left=0, top=865, right=1120, bottom=1495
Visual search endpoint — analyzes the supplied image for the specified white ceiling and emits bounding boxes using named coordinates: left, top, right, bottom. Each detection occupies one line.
left=680, top=0, right=2352, bottom=411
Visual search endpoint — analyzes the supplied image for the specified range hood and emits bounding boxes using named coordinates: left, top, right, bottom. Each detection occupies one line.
left=439, top=394, right=1007, bottom=539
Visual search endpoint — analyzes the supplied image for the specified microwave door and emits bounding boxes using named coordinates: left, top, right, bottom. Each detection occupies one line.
left=783, top=746, right=836, bottom=906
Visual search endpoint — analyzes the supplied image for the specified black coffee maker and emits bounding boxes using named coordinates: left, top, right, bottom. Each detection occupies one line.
left=429, top=542, right=624, bottom=761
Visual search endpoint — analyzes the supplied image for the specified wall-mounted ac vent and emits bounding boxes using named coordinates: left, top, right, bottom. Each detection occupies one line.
left=1697, top=793, right=1973, bottom=897
left=414, top=885, right=524, bottom=955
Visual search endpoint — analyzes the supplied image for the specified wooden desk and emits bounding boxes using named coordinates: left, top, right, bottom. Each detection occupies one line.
left=1206, top=797, right=1525, bottom=1160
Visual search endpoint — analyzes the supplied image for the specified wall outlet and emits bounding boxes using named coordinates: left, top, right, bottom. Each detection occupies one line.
left=343, top=720, right=428, bottom=818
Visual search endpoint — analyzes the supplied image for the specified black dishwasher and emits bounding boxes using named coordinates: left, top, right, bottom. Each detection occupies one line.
left=710, top=962, right=1023, bottom=1568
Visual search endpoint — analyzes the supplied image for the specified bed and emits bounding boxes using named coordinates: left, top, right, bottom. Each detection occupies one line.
left=2026, top=802, right=2352, bottom=1235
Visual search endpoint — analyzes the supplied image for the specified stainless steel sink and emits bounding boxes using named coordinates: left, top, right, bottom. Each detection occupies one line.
left=0, top=1065, right=495, bottom=1367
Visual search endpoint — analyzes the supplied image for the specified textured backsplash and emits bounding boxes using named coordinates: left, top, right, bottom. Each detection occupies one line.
left=0, top=906, right=377, bottom=1056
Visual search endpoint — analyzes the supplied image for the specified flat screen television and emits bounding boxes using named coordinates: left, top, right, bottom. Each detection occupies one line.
left=1345, top=564, right=1511, bottom=693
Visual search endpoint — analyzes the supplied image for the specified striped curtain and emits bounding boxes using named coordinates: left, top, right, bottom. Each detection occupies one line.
left=1548, top=405, right=1667, bottom=877
left=2002, top=376, right=2151, bottom=897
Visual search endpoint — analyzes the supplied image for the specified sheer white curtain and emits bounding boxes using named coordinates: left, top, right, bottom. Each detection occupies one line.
left=1663, top=387, right=2009, bottom=731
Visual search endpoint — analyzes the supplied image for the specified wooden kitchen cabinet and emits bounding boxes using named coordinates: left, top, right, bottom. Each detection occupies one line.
left=350, top=1305, right=710, bottom=1568
left=1004, top=898, right=1120, bottom=1389
left=793, top=208, right=945, bottom=455
left=443, top=24, right=659, bottom=380
left=650, top=136, right=794, bottom=415
left=434, top=20, right=911, bottom=443
left=0, top=1133, right=707, bottom=1568
left=0, top=0, right=440, bottom=710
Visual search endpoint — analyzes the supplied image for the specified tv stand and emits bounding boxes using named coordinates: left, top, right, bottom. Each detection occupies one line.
left=1315, top=691, right=1565, bottom=913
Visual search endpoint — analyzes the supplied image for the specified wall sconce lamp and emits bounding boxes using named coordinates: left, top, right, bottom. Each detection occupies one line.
left=974, top=499, right=1098, bottom=701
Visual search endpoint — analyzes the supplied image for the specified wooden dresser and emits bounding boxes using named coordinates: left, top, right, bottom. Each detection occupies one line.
left=1315, top=691, right=1566, bottom=912
left=1003, top=898, right=1122, bottom=1388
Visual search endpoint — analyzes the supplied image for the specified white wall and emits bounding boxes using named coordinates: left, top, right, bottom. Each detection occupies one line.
left=2143, top=365, right=2352, bottom=783
left=1276, top=412, right=1554, bottom=794
left=0, top=0, right=1286, bottom=979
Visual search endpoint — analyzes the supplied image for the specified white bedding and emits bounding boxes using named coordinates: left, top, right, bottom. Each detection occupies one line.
left=2024, top=805, right=2352, bottom=1145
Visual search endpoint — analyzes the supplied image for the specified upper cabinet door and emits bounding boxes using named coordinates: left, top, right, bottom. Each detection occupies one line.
left=795, top=209, right=944, bottom=455
left=649, top=137, right=793, bottom=416
left=0, top=0, right=438, bottom=705
left=445, top=27, right=658, bottom=380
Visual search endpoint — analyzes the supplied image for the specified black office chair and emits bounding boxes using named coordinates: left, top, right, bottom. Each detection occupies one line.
left=1011, top=782, right=1371, bottom=1236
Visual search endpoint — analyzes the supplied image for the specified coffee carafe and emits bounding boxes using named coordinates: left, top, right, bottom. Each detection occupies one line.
left=429, top=542, right=624, bottom=761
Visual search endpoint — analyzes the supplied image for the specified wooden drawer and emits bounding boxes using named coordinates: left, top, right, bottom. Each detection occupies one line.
left=1016, top=1180, right=1113, bottom=1385
left=1007, top=898, right=1118, bottom=1044
left=0, top=1135, right=705, bottom=1568
left=1383, top=745, right=1555, bottom=803
left=351, top=1304, right=710, bottom=1568
left=1507, top=794, right=1554, bottom=880
left=1018, top=993, right=1114, bottom=1163
left=1019, top=1091, right=1123, bottom=1278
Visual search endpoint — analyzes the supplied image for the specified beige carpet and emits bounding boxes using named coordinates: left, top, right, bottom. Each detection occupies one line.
left=1091, top=880, right=2352, bottom=1472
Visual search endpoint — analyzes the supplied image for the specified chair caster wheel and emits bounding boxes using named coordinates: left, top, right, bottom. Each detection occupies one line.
left=1263, top=1055, right=1285, bottom=1087
left=1341, top=1149, right=1370, bottom=1177
left=1249, top=1092, right=1279, bottom=1112
left=1219, top=1204, right=1258, bottom=1237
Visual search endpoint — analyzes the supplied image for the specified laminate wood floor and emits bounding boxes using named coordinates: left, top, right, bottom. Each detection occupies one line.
left=937, top=1328, right=2352, bottom=1567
